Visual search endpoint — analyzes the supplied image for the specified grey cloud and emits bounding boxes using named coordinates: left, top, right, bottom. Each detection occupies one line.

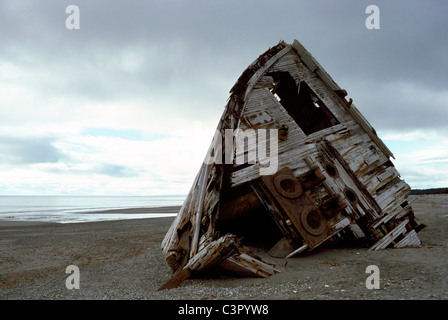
left=0, top=136, right=67, bottom=164
left=0, top=0, right=446, bottom=133
left=95, top=164, right=139, bottom=178
left=343, top=80, right=448, bottom=132
left=43, top=162, right=140, bottom=178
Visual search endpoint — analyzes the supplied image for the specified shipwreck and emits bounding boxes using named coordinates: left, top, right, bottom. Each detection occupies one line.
left=159, top=40, right=425, bottom=290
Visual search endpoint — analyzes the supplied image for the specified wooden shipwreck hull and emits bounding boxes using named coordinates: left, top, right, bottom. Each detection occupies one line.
left=159, top=40, right=425, bottom=290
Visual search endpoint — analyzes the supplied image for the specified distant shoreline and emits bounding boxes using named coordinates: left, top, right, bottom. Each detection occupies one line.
left=0, top=205, right=181, bottom=226
left=410, top=187, right=448, bottom=195
left=85, top=205, right=182, bottom=214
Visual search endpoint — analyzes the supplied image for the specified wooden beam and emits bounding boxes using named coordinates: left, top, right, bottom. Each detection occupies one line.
left=220, top=253, right=280, bottom=278
left=190, top=163, right=211, bottom=258
left=369, top=219, right=409, bottom=251
left=158, top=234, right=238, bottom=291
left=244, top=46, right=292, bottom=101
left=285, top=244, right=308, bottom=259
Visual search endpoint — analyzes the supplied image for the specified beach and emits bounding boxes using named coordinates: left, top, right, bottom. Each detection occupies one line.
left=1, top=195, right=447, bottom=300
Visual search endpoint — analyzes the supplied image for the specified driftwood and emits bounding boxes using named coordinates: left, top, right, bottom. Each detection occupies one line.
left=159, top=39, right=425, bottom=290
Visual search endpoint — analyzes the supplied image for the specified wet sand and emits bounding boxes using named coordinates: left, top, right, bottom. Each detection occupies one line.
left=86, top=205, right=181, bottom=214
left=0, top=195, right=447, bottom=300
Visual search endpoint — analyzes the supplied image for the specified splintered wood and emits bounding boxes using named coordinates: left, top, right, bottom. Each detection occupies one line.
left=159, top=39, right=425, bottom=290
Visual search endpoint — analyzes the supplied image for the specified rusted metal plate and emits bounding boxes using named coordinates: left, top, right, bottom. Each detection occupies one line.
left=262, top=167, right=332, bottom=249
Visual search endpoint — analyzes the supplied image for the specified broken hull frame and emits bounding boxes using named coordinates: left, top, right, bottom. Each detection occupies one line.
left=159, top=40, right=425, bottom=290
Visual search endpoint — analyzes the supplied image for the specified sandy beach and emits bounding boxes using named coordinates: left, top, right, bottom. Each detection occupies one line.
left=1, top=195, right=447, bottom=300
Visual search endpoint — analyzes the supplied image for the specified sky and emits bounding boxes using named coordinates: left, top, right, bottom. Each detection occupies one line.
left=0, top=0, right=447, bottom=195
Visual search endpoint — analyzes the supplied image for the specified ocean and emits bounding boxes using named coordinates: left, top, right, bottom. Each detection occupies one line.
left=0, top=195, right=185, bottom=224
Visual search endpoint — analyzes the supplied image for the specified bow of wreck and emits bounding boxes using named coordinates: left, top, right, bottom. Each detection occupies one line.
left=159, top=40, right=425, bottom=290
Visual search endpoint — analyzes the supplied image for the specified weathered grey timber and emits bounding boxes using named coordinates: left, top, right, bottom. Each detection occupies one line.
left=159, top=40, right=425, bottom=290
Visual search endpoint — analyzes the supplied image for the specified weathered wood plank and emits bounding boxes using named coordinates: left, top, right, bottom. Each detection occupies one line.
left=285, top=244, right=308, bottom=259
left=188, top=234, right=238, bottom=271
left=220, top=253, right=281, bottom=278
left=158, top=234, right=238, bottom=290
left=394, top=230, right=421, bottom=248
left=369, top=219, right=409, bottom=251
left=243, top=46, right=292, bottom=101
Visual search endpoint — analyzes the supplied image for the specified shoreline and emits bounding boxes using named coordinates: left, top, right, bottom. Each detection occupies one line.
left=85, top=205, right=181, bottom=214
left=0, top=205, right=181, bottom=227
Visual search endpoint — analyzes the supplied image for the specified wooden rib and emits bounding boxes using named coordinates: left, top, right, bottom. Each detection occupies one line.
left=190, top=163, right=210, bottom=258
left=394, top=230, right=421, bottom=248
left=369, top=219, right=409, bottom=251
left=220, top=253, right=281, bottom=278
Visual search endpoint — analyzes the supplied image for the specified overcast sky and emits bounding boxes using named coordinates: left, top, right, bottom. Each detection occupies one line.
left=0, top=0, right=447, bottom=195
